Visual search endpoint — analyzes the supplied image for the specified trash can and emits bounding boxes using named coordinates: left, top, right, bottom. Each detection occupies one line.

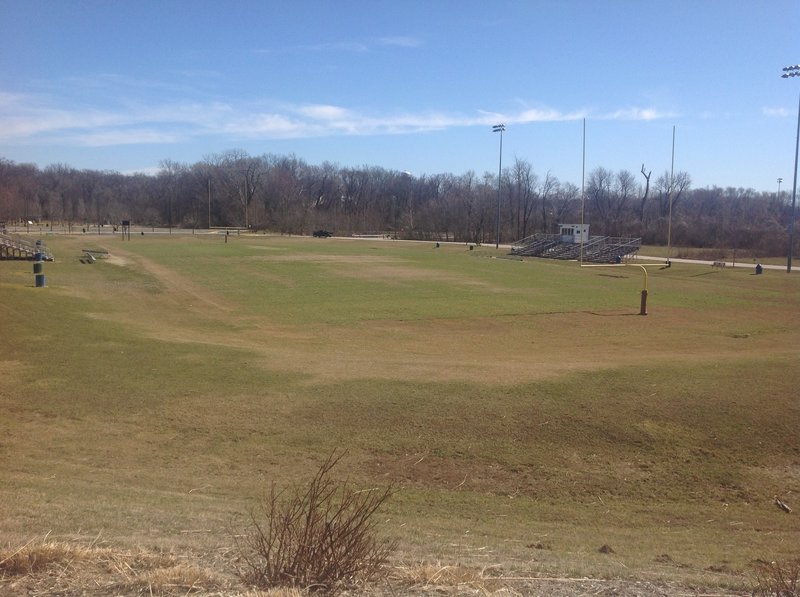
left=35, top=273, right=46, bottom=287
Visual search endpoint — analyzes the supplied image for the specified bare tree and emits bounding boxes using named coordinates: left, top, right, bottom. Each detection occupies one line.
left=539, top=171, right=559, bottom=233
left=553, top=181, right=580, bottom=224
left=509, top=157, right=538, bottom=240
left=158, top=160, right=188, bottom=231
left=655, top=170, right=691, bottom=217
left=638, top=163, right=651, bottom=229
left=586, top=167, right=614, bottom=235
left=614, top=170, right=636, bottom=235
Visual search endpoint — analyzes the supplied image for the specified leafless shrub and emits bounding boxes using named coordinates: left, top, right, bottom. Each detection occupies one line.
left=753, top=559, right=800, bottom=596
left=235, top=451, right=397, bottom=593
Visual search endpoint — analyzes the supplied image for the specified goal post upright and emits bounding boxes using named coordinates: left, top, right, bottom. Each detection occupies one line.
left=580, top=262, right=664, bottom=315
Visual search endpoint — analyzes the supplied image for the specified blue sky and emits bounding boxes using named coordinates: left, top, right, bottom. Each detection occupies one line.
left=1, top=0, right=798, bottom=192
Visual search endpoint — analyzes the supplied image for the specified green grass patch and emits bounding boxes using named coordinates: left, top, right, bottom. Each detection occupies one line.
left=1, top=233, right=799, bottom=591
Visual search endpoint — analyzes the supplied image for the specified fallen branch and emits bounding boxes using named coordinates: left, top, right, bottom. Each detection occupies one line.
left=775, top=496, right=792, bottom=513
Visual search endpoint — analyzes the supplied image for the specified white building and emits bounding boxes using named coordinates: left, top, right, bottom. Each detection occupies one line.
left=559, top=224, right=589, bottom=244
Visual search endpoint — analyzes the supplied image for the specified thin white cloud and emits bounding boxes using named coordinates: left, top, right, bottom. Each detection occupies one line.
left=295, top=104, right=353, bottom=120
left=254, top=35, right=422, bottom=55
left=224, top=113, right=314, bottom=138
left=69, top=129, right=180, bottom=147
left=376, top=36, right=423, bottom=48
left=602, top=107, right=675, bottom=121
left=473, top=108, right=587, bottom=127
left=253, top=41, right=369, bottom=54
left=0, top=90, right=673, bottom=148
left=514, top=108, right=588, bottom=123
left=763, top=106, right=790, bottom=118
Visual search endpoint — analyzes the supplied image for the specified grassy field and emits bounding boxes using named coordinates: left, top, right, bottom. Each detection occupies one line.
left=1, top=233, right=799, bottom=594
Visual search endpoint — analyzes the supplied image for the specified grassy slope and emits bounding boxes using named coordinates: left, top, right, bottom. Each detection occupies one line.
left=1, top=233, right=799, bottom=590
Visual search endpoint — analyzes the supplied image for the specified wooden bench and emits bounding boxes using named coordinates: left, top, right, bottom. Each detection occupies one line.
left=711, top=261, right=726, bottom=269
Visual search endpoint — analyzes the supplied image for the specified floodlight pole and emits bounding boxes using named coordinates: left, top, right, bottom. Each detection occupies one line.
left=789, top=95, right=799, bottom=273
left=493, top=124, right=505, bottom=249
left=580, top=118, right=586, bottom=265
left=781, top=65, right=800, bottom=273
left=781, top=64, right=800, bottom=274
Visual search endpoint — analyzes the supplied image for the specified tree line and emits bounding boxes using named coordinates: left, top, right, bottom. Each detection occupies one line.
left=0, top=151, right=794, bottom=255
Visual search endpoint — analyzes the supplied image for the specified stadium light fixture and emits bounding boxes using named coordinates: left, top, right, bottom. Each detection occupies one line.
left=492, top=124, right=505, bottom=249
left=782, top=64, right=800, bottom=273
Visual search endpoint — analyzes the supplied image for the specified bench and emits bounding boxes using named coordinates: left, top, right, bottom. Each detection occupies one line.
left=81, top=248, right=108, bottom=264
left=711, top=261, right=726, bottom=269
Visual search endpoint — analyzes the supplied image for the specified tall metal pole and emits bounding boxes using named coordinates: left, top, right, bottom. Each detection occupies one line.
left=782, top=65, right=800, bottom=273
left=580, top=118, right=586, bottom=264
left=667, top=125, right=675, bottom=260
left=244, top=178, right=249, bottom=230
left=207, top=178, right=212, bottom=229
left=493, top=124, right=505, bottom=249
left=787, top=92, right=799, bottom=273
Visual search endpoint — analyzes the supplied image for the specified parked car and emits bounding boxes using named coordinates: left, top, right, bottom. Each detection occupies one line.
left=313, top=229, right=332, bottom=237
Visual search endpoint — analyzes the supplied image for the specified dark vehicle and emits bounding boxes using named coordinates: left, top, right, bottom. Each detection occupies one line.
left=313, top=229, right=332, bottom=237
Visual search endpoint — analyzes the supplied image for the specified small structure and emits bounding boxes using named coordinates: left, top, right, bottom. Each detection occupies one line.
left=559, top=224, right=590, bottom=244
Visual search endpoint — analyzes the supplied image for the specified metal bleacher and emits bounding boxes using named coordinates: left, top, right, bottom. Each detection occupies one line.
left=510, top=233, right=562, bottom=257
left=0, top=232, right=54, bottom=261
left=510, top=233, right=640, bottom=263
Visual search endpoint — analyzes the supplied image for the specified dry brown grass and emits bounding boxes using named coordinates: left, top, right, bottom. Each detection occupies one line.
left=389, top=561, right=507, bottom=593
left=0, top=539, right=510, bottom=596
left=0, top=535, right=227, bottom=595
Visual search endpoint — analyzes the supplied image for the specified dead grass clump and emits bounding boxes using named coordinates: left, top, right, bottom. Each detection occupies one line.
left=752, top=558, right=800, bottom=596
left=0, top=537, right=101, bottom=575
left=391, top=562, right=504, bottom=593
left=239, top=590, right=305, bottom=597
left=0, top=536, right=225, bottom=595
left=235, top=451, right=397, bottom=593
left=128, top=562, right=221, bottom=594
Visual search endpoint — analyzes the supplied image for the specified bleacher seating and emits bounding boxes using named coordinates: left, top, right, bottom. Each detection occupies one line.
left=510, top=233, right=640, bottom=263
left=0, top=232, right=54, bottom=261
